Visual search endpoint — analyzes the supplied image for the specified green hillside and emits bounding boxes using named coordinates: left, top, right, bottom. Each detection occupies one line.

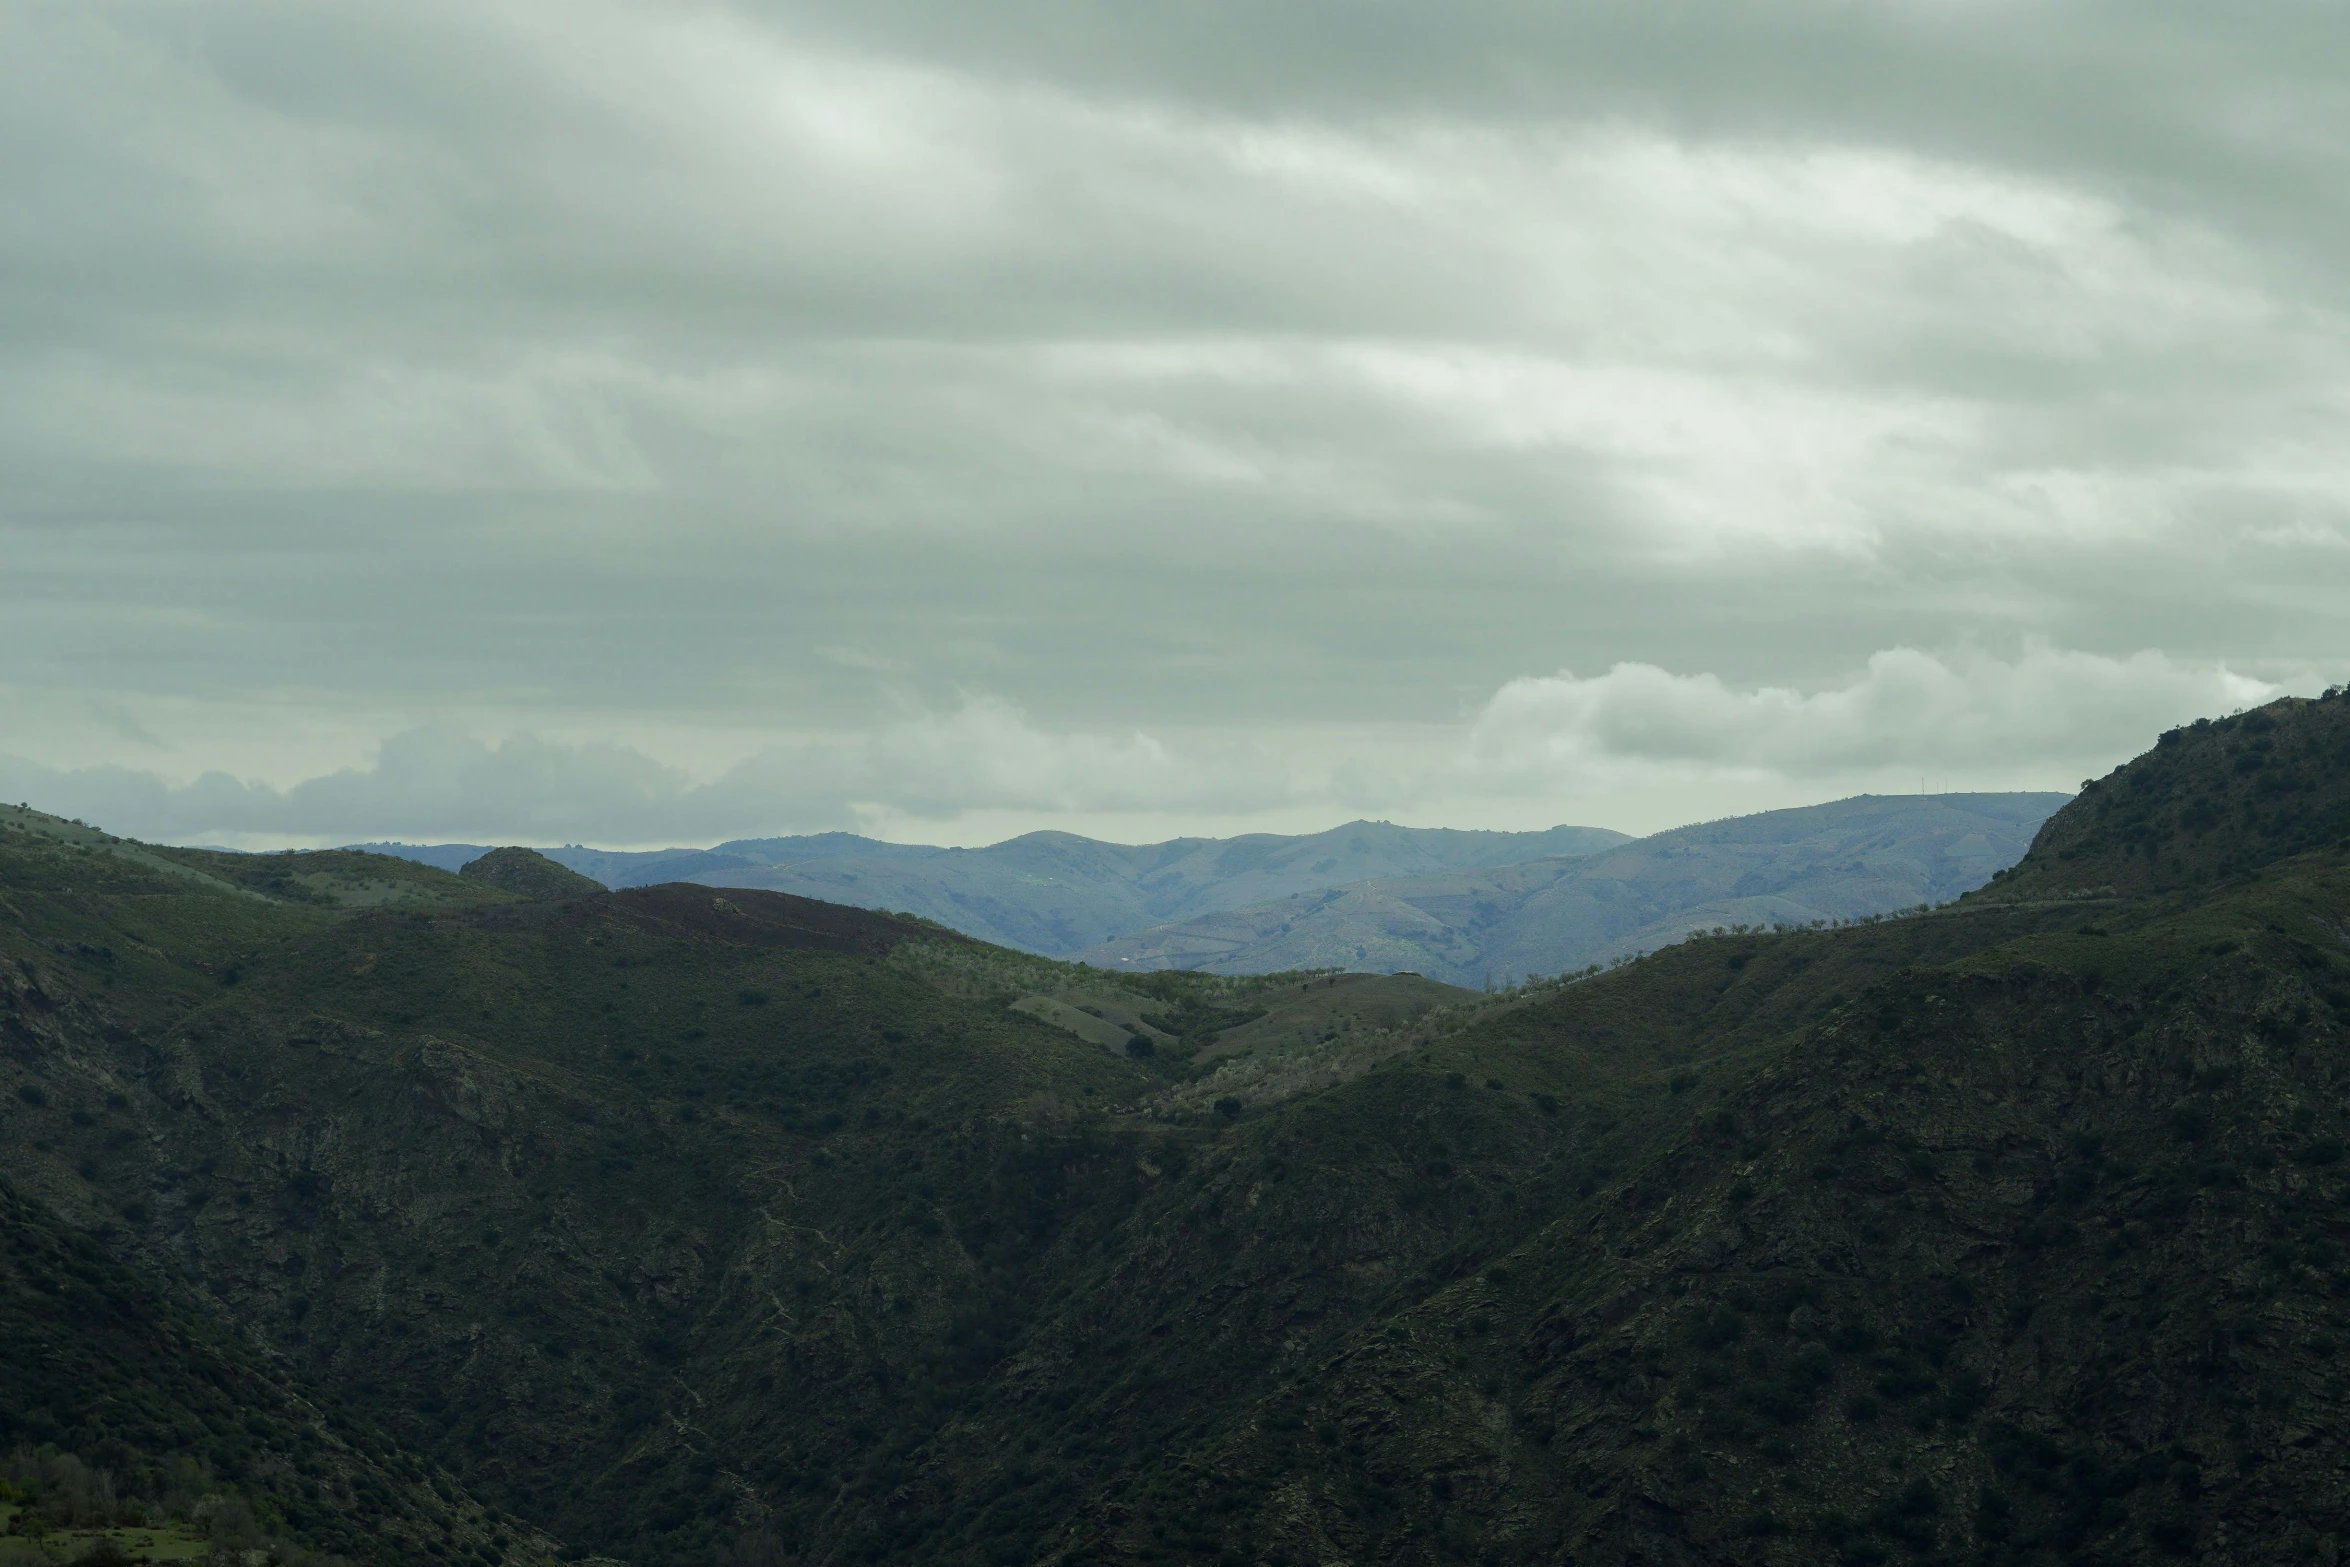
left=1142, top=852, right=2350, bottom=1564
left=360, top=821, right=1635, bottom=958
left=0, top=814, right=1379, bottom=1562
left=0, top=1173, right=542, bottom=1565
left=458, top=847, right=606, bottom=901
left=1986, top=692, right=2350, bottom=902
left=5, top=694, right=2350, bottom=1565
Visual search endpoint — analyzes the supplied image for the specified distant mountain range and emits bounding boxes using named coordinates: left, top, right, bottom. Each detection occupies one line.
left=1081, top=792, right=2068, bottom=986
left=355, top=793, right=2065, bottom=977
left=20, top=700, right=2349, bottom=1567
left=349, top=819, right=1632, bottom=955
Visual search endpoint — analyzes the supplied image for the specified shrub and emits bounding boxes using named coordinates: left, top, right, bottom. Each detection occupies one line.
left=202, top=1498, right=260, bottom=1548
left=1690, top=1307, right=1744, bottom=1350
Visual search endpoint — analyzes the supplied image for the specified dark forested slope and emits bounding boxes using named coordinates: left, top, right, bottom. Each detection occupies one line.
left=1150, top=851, right=2350, bottom=1566
left=1988, top=693, right=2350, bottom=902
left=0, top=805, right=1335, bottom=1562
left=6, top=691, right=2350, bottom=1567
left=0, top=1175, right=532, bottom=1565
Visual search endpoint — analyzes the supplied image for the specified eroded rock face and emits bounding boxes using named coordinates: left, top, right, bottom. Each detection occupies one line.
left=459, top=847, right=606, bottom=900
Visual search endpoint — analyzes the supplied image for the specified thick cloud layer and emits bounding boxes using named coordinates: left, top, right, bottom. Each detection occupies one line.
left=1469, top=647, right=2283, bottom=779
left=4, top=3, right=2345, bottom=846
left=2, top=648, right=2308, bottom=847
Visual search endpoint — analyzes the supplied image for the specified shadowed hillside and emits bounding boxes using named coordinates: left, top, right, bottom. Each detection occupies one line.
left=1984, top=692, right=2350, bottom=903
left=0, top=1173, right=538, bottom=1566
left=6, top=695, right=2350, bottom=1566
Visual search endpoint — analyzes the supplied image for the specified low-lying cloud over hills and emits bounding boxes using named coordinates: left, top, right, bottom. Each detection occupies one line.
left=4, top=0, right=2345, bottom=883
left=1, top=646, right=2286, bottom=851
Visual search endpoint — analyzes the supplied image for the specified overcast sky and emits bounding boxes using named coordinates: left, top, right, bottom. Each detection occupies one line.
left=5, top=1, right=2346, bottom=848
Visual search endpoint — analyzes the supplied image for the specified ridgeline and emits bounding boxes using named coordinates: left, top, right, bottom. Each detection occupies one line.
left=3, top=690, right=2349, bottom=1565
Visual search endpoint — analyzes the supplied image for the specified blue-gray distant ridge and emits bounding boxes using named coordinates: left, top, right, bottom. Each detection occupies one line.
left=349, top=795, right=2064, bottom=972
left=1080, top=792, right=2069, bottom=986
left=349, top=820, right=1633, bottom=956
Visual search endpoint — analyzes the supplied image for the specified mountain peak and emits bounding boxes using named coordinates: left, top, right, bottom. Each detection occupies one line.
left=1982, top=691, right=2350, bottom=902
left=458, top=845, right=605, bottom=900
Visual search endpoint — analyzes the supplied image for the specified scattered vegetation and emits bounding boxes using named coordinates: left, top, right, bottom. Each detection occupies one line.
left=2, top=691, right=2349, bottom=1566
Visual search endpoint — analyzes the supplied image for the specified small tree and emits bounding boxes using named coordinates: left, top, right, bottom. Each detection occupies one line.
left=201, top=1496, right=260, bottom=1555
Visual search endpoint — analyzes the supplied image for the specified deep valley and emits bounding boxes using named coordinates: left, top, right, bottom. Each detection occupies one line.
left=4, top=696, right=2350, bottom=1565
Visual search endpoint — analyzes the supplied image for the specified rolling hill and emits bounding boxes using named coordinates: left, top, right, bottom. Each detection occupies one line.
left=352, top=820, right=1633, bottom=957
left=6, top=692, right=2350, bottom=1567
left=1983, top=698, right=2350, bottom=903
left=1083, top=791, right=2067, bottom=985
left=354, top=796, right=2067, bottom=976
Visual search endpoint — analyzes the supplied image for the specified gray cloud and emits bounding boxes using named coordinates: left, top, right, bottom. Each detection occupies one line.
left=3, top=1, right=2346, bottom=846
left=2, top=647, right=2313, bottom=847
left=1465, top=645, right=2293, bottom=781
